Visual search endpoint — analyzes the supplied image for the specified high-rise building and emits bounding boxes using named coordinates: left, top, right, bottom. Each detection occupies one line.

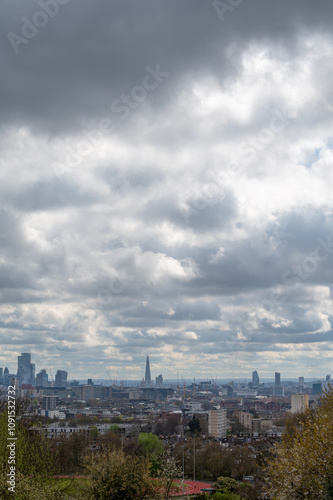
left=145, top=356, right=151, bottom=387
left=36, top=369, right=48, bottom=387
left=291, top=394, right=309, bottom=414
left=55, top=370, right=68, bottom=388
left=273, top=386, right=284, bottom=396
left=252, top=371, right=259, bottom=387
left=155, top=374, right=163, bottom=387
left=227, top=382, right=234, bottom=397
left=0, top=368, right=3, bottom=385
left=81, top=385, right=94, bottom=401
left=17, top=353, right=35, bottom=386
left=313, top=382, right=322, bottom=395
left=298, top=377, right=305, bottom=387
left=208, top=409, right=227, bottom=438
left=275, top=372, right=281, bottom=387
left=43, top=395, right=58, bottom=411
left=4, top=367, right=9, bottom=386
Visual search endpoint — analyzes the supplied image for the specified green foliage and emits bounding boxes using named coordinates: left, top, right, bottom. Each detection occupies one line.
left=212, top=493, right=242, bottom=500
left=214, top=476, right=238, bottom=492
left=266, top=384, right=333, bottom=498
left=90, top=425, right=99, bottom=440
left=138, top=432, right=164, bottom=458
left=214, top=477, right=258, bottom=500
left=109, top=424, right=120, bottom=433
left=188, top=415, right=201, bottom=435
left=0, top=472, right=64, bottom=500
left=157, top=452, right=183, bottom=499
left=0, top=409, right=53, bottom=478
left=84, top=448, right=158, bottom=500
left=110, top=416, right=122, bottom=423
left=49, top=432, right=88, bottom=474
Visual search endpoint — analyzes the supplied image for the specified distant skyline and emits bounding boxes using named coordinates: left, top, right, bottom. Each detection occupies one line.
left=1, top=1, right=333, bottom=379
left=1, top=352, right=331, bottom=383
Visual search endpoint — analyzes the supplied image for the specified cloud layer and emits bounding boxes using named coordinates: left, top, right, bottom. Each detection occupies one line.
left=1, top=0, right=333, bottom=380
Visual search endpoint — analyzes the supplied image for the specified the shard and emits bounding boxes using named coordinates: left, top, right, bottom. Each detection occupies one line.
left=145, top=355, right=151, bottom=387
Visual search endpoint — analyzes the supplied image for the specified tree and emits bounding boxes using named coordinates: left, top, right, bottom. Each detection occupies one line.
left=0, top=407, right=53, bottom=477
left=212, top=494, right=242, bottom=500
left=84, top=448, right=158, bottom=500
left=0, top=471, right=64, bottom=500
left=157, top=452, right=183, bottom=499
left=214, top=476, right=259, bottom=500
left=109, top=424, right=120, bottom=433
left=266, top=384, right=333, bottom=498
left=0, top=400, right=62, bottom=499
left=214, top=476, right=239, bottom=493
left=188, top=415, right=201, bottom=435
left=230, top=446, right=257, bottom=480
left=230, top=421, right=247, bottom=435
left=49, top=432, right=88, bottom=474
left=138, top=432, right=164, bottom=458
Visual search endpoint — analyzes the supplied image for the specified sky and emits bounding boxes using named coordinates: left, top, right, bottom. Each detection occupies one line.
left=1, top=0, right=333, bottom=381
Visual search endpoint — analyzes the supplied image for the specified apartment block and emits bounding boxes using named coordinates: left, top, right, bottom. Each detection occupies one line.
left=208, top=409, right=227, bottom=438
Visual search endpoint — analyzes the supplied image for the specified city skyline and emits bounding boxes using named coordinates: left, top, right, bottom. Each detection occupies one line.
left=1, top=2, right=333, bottom=378
left=0, top=351, right=331, bottom=383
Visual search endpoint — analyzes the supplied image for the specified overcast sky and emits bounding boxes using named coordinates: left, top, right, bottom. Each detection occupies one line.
left=1, top=0, right=333, bottom=381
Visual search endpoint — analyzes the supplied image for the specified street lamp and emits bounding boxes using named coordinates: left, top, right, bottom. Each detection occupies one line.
left=182, top=444, right=185, bottom=495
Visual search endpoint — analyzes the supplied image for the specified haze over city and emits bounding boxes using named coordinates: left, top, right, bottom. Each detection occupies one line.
left=1, top=1, right=333, bottom=380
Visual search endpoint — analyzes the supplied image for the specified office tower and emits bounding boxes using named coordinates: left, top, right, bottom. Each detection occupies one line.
left=17, top=353, right=35, bottom=386
left=252, top=370, right=260, bottom=387
left=298, top=376, right=305, bottom=387
left=273, top=386, right=284, bottom=396
left=227, top=382, right=234, bottom=397
left=30, top=363, right=36, bottom=385
left=87, top=378, right=94, bottom=385
left=275, top=372, right=281, bottom=387
left=155, top=374, right=163, bottom=387
left=17, top=353, right=31, bottom=385
left=273, top=385, right=284, bottom=396
left=291, top=394, right=309, bottom=414
left=313, top=382, right=322, bottom=395
left=0, top=368, right=3, bottom=384
left=326, top=375, right=331, bottom=382
left=4, top=367, right=9, bottom=386
left=145, top=356, right=151, bottom=387
left=208, top=409, right=227, bottom=438
left=55, top=370, right=68, bottom=388
left=36, top=369, right=48, bottom=387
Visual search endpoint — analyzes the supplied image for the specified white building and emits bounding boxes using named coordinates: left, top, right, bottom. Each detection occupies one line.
left=291, top=394, right=309, bottom=414
left=208, top=409, right=227, bottom=438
